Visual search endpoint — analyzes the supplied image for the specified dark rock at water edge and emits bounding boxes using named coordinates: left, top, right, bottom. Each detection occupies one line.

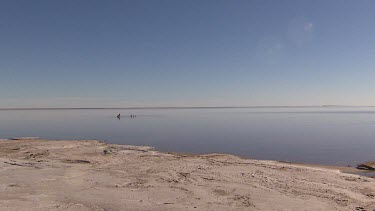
left=357, top=162, right=375, bottom=170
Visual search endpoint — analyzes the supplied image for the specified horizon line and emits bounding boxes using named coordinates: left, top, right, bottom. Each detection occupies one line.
left=1, top=105, right=375, bottom=110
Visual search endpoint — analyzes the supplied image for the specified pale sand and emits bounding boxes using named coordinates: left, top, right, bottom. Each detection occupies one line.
left=0, top=139, right=374, bottom=211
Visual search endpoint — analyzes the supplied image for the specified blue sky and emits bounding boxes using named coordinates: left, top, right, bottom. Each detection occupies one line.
left=1, top=0, right=375, bottom=107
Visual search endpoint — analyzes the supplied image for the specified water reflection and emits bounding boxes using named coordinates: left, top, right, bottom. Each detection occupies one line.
left=0, top=107, right=374, bottom=166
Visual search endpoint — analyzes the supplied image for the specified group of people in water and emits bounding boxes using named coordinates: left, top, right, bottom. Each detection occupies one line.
left=116, top=114, right=136, bottom=119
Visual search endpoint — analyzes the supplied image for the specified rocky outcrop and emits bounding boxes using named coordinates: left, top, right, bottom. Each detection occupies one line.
left=357, top=162, right=375, bottom=170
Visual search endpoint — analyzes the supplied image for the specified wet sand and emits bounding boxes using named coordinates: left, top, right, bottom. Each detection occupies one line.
left=0, top=138, right=374, bottom=211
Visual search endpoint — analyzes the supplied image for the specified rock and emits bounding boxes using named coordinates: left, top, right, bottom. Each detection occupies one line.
left=63, top=159, right=91, bottom=164
left=357, top=162, right=375, bottom=170
left=10, top=137, right=39, bottom=140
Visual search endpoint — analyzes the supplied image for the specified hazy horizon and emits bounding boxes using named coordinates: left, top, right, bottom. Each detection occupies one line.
left=1, top=1, right=375, bottom=107
left=4, top=103, right=375, bottom=109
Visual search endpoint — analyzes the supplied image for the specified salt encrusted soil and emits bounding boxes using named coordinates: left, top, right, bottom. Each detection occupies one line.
left=0, top=139, right=374, bottom=211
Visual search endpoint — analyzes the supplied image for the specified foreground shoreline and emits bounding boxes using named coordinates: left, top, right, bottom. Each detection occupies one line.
left=0, top=138, right=374, bottom=210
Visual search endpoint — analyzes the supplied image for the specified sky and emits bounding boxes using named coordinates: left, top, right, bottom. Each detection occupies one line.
left=1, top=0, right=375, bottom=108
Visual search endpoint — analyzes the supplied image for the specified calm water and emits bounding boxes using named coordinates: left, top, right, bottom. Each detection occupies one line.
left=1, top=107, right=375, bottom=166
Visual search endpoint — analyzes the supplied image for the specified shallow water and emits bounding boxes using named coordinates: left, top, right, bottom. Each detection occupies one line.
left=0, top=107, right=374, bottom=166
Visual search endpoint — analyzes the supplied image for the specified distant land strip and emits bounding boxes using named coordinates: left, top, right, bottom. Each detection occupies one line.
left=0, top=105, right=374, bottom=110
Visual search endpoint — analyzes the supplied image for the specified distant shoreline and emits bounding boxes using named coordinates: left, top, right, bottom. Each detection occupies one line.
left=1, top=105, right=375, bottom=110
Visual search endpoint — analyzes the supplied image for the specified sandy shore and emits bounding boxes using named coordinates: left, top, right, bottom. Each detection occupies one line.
left=0, top=139, right=374, bottom=211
